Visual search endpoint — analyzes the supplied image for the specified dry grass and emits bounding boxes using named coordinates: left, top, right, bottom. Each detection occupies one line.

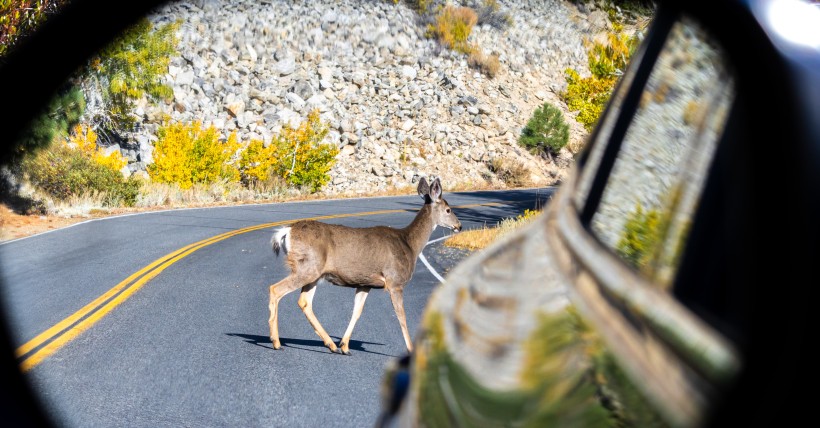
left=428, top=5, right=478, bottom=54
left=468, top=50, right=501, bottom=78
left=445, top=208, right=540, bottom=251
left=134, top=179, right=294, bottom=209
left=488, top=158, right=532, bottom=187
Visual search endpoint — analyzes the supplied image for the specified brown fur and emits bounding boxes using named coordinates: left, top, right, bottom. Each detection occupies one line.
left=267, top=177, right=461, bottom=355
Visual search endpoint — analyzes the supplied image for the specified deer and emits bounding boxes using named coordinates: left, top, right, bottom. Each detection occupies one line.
left=267, top=176, right=461, bottom=355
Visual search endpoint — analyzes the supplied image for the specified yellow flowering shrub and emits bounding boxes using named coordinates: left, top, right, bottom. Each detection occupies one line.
left=67, top=124, right=127, bottom=173
left=238, top=139, right=274, bottom=185
left=149, top=111, right=336, bottom=193
left=240, top=110, right=337, bottom=193
left=563, top=32, right=640, bottom=132
left=148, top=121, right=241, bottom=189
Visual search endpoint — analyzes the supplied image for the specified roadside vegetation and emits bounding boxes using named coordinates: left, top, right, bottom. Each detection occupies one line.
left=1, top=0, right=654, bottom=220
left=444, top=208, right=540, bottom=251
left=562, top=0, right=653, bottom=132
left=400, top=0, right=510, bottom=78
left=518, top=102, right=570, bottom=160
left=0, top=0, right=71, bottom=57
left=1, top=3, right=339, bottom=215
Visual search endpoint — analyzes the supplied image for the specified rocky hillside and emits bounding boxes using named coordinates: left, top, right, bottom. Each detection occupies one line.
left=120, top=0, right=623, bottom=195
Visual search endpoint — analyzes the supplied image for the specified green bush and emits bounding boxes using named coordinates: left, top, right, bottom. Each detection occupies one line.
left=23, top=144, right=141, bottom=206
left=86, top=18, right=180, bottom=133
left=265, top=110, right=338, bottom=193
left=519, top=102, right=570, bottom=157
left=11, top=86, right=85, bottom=162
left=616, top=202, right=664, bottom=274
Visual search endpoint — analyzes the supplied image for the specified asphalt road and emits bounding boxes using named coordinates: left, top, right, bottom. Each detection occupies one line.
left=0, top=187, right=553, bottom=427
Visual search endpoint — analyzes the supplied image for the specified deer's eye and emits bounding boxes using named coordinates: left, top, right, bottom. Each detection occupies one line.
left=446, top=208, right=451, bottom=213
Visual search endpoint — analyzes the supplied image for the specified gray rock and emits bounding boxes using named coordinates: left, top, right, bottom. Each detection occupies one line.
left=273, top=57, right=296, bottom=76
left=245, top=43, right=258, bottom=63
left=349, top=69, right=368, bottom=85
left=322, top=10, right=337, bottom=23
left=176, top=70, right=195, bottom=86
left=306, top=94, right=328, bottom=112
left=290, top=80, right=315, bottom=100
left=401, top=65, right=417, bottom=80
left=285, top=92, right=306, bottom=111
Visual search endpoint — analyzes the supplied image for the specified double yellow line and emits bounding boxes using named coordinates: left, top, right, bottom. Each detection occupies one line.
left=15, top=202, right=500, bottom=371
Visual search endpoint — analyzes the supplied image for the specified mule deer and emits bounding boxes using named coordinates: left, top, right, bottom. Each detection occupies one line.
left=268, top=177, right=461, bottom=355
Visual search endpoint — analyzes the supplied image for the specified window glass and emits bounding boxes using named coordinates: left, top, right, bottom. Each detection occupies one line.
left=572, top=36, right=646, bottom=211
left=589, top=17, right=734, bottom=289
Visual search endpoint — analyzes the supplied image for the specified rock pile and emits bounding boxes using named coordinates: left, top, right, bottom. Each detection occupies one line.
left=124, top=0, right=612, bottom=195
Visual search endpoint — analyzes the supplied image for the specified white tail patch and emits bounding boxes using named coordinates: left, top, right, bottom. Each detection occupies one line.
left=271, top=227, right=291, bottom=256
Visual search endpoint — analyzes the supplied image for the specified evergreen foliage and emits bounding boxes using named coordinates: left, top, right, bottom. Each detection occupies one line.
left=519, top=102, right=570, bottom=157
left=12, top=86, right=84, bottom=162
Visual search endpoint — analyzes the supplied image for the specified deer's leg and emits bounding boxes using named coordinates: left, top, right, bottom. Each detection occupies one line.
left=297, top=282, right=340, bottom=353
left=387, top=287, right=414, bottom=353
left=268, top=275, right=308, bottom=350
left=338, top=287, right=370, bottom=355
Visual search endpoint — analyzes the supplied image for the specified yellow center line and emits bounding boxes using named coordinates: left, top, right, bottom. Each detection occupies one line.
left=16, top=202, right=503, bottom=371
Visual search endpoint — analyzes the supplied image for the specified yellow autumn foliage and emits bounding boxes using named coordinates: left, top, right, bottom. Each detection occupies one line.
left=148, top=121, right=241, bottom=189
left=65, top=124, right=127, bottom=173
left=151, top=110, right=337, bottom=193
left=239, top=109, right=338, bottom=193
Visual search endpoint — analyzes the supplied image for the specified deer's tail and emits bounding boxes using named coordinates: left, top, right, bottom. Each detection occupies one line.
left=271, top=227, right=291, bottom=256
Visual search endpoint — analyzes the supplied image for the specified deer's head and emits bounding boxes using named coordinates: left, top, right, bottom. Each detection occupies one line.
left=418, top=177, right=461, bottom=233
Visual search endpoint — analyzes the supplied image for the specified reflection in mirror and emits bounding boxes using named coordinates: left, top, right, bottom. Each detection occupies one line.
left=590, top=16, right=734, bottom=289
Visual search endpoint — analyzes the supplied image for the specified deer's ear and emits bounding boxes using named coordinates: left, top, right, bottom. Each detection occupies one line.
left=417, top=177, right=430, bottom=199
left=430, top=178, right=442, bottom=201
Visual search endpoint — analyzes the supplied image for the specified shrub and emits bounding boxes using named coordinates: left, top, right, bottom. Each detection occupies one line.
left=67, top=124, right=127, bottom=173
left=588, top=33, right=637, bottom=78
left=467, top=50, right=500, bottom=78
left=0, top=0, right=71, bottom=57
left=615, top=202, right=665, bottom=274
left=23, top=144, right=140, bottom=206
left=475, top=0, right=512, bottom=29
left=11, top=85, right=85, bottom=162
left=563, top=69, right=614, bottom=132
left=265, top=110, right=338, bottom=193
left=148, top=121, right=242, bottom=190
left=404, top=0, right=434, bottom=14
left=237, top=138, right=274, bottom=185
left=84, top=18, right=179, bottom=134
left=488, top=158, right=530, bottom=187
left=519, top=102, right=570, bottom=157
left=563, top=32, right=640, bottom=132
left=427, top=5, right=478, bottom=55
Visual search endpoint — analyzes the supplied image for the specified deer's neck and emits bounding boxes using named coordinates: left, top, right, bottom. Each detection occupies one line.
left=403, top=203, right=435, bottom=257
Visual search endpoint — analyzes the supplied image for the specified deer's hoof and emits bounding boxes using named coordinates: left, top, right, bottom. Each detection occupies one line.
left=271, top=340, right=282, bottom=350
left=330, top=347, right=342, bottom=354
left=341, top=348, right=352, bottom=356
